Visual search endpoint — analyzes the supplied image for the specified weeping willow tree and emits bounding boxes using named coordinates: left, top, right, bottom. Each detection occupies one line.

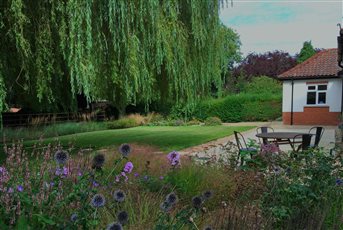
left=0, top=0, right=239, bottom=116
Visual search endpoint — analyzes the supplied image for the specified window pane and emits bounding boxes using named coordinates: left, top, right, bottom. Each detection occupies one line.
left=307, top=92, right=316, bottom=104
left=318, top=92, right=326, bottom=104
left=308, top=86, right=315, bottom=90
left=318, top=85, right=327, bottom=90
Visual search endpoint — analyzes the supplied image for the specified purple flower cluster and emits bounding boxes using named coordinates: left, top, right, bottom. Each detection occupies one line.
left=115, top=162, right=134, bottom=183
left=123, top=162, right=133, bottom=173
left=55, top=167, right=69, bottom=177
left=0, top=166, right=9, bottom=184
left=167, top=151, right=180, bottom=166
left=260, top=143, right=280, bottom=154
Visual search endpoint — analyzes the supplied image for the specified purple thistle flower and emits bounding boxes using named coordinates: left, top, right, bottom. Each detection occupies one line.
left=123, top=162, right=134, bottom=173
left=117, top=210, right=129, bottom=225
left=92, top=154, right=105, bottom=170
left=192, top=196, right=203, bottom=209
left=134, top=172, right=139, bottom=177
left=7, top=187, right=14, bottom=193
left=165, top=192, right=178, bottom=205
left=106, top=222, right=123, bottom=230
left=54, top=150, right=68, bottom=165
left=202, top=190, right=213, bottom=201
left=17, top=185, right=24, bottom=192
left=119, top=144, right=131, bottom=157
left=160, top=200, right=173, bottom=212
left=91, top=194, right=106, bottom=208
left=70, top=213, right=78, bottom=222
left=113, top=190, right=125, bottom=202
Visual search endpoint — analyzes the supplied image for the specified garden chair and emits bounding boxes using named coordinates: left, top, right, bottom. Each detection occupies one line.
left=292, top=134, right=312, bottom=153
left=256, top=126, right=274, bottom=144
left=234, top=131, right=258, bottom=165
left=308, top=127, right=325, bottom=148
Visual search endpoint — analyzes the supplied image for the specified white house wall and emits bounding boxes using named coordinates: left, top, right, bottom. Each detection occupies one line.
left=282, top=78, right=342, bottom=112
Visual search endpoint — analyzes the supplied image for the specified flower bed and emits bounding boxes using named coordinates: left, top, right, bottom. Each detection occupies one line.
left=0, top=141, right=342, bottom=229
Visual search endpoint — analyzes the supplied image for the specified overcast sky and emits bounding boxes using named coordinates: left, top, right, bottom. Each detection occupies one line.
left=219, top=0, right=343, bottom=56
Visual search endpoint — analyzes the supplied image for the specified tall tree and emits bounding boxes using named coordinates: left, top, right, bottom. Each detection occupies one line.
left=297, top=41, right=316, bottom=63
left=226, top=50, right=296, bottom=93
left=0, top=0, right=234, bottom=115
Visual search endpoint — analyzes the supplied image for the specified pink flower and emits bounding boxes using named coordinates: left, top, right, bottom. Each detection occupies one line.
left=123, top=162, right=134, bottom=174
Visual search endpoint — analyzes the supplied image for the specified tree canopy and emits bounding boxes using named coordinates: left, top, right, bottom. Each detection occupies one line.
left=0, top=0, right=237, bottom=114
left=297, top=41, right=316, bottom=63
left=232, top=50, right=297, bottom=81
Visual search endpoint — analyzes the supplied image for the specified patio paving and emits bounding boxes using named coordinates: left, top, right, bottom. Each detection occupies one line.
left=180, top=121, right=336, bottom=156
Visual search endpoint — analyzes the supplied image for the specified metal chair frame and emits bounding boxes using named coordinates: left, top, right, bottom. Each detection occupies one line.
left=256, top=126, right=275, bottom=144
left=308, top=127, right=325, bottom=148
left=234, top=131, right=257, bottom=165
left=292, top=134, right=312, bottom=153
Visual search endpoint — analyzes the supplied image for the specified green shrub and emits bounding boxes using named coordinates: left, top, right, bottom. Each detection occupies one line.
left=204, top=117, right=222, bottom=126
left=243, top=76, right=282, bottom=95
left=107, top=117, right=139, bottom=129
left=186, top=118, right=201, bottom=126
left=194, top=93, right=281, bottom=122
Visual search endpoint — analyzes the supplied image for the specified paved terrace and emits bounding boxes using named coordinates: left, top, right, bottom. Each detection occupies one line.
left=180, top=121, right=336, bottom=156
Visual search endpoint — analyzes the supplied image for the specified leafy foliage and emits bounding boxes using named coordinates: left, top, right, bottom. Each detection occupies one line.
left=243, top=76, right=282, bottom=95
left=230, top=50, right=296, bottom=84
left=204, top=117, right=222, bottom=126
left=0, top=0, right=237, bottom=114
left=297, top=41, right=317, bottom=63
left=194, top=94, right=282, bottom=122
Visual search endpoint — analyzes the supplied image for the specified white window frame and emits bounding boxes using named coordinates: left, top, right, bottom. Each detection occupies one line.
left=306, top=84, right=327, bottom=105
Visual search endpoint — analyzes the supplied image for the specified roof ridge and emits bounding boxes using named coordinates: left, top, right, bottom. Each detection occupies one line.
left=278, top=48, right=340, bottom=79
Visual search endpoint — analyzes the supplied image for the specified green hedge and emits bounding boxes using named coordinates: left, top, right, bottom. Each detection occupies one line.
left=194, top=93, right=281, bottom=122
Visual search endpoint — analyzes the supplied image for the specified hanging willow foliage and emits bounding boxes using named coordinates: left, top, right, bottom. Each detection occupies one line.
left=0, top=0, right=240, bottom=114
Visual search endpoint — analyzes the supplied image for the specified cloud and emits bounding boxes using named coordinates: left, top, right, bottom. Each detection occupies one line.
left=220, top=1, right=342, bottom=55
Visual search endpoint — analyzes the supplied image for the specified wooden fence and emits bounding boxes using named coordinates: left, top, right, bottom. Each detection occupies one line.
left=2, top=111, right=105, bottom=127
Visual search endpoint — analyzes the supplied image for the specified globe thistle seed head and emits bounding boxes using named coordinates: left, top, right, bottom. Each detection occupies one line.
left=106, top=222, right=123, bottom=230
left=203, top=226, right=213, bottom=230
left=113, top=190, right=126, bottom=202
left=91, top=194, right=106, bottom=208
left=92, top=154, right=105, bottom=169
left=117, top=210, right=129, bottom=225
left=202, top=190, right=213, bottom=201
left=160, top=200, right=173, bottom=212
left=119, top=144, right=131, bottom=157
left=165, top=192, right=178, bottom=205
left=192, top=196, right=203, bottom=209
left=54, top=150, right=68, bottom=165
left=70, top=213, right=77, bottom=222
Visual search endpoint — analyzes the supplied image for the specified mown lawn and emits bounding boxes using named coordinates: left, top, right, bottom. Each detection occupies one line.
left=26, top=125, right=254, bottom=152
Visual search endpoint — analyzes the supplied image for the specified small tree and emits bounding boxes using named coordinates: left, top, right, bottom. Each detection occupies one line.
left=297, top=41, right=316, bottom=63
